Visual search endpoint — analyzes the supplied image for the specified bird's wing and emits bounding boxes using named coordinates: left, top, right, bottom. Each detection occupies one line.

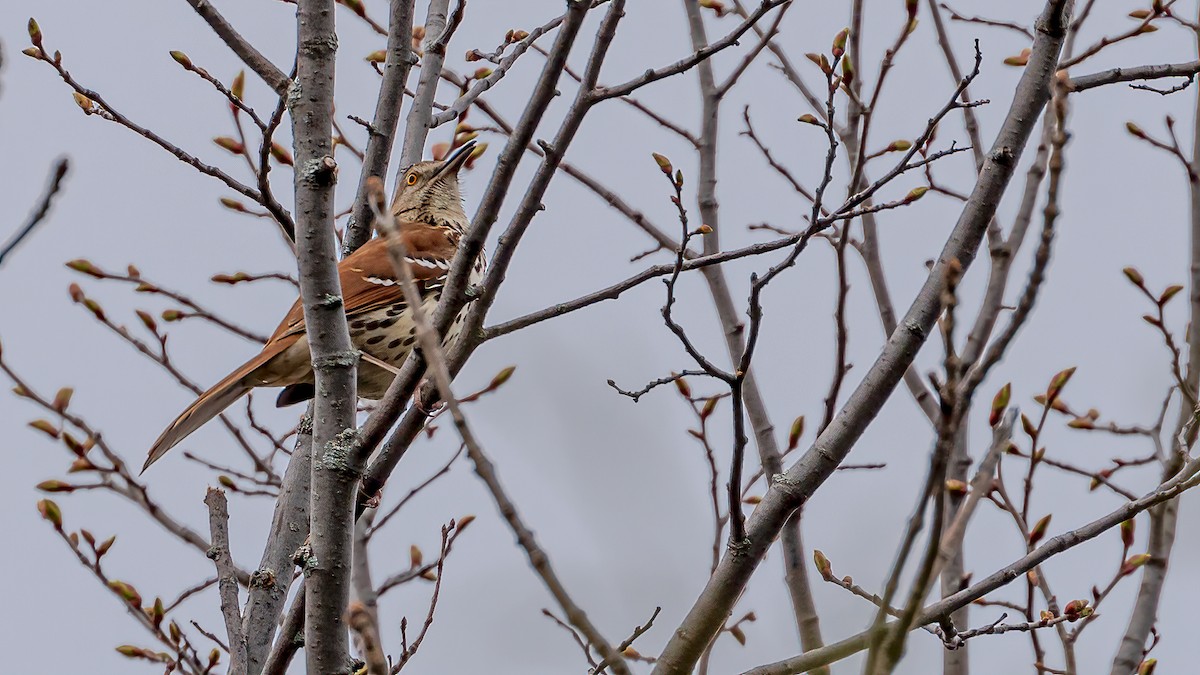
left=267, top=229, right=458, bottom=344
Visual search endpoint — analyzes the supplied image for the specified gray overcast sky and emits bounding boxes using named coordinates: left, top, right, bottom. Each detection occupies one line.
left=3, top=1, right=1200, bottom=673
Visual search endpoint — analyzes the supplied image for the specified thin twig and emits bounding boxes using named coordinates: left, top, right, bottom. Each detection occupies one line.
left=0, top=157, right=69, bottom=268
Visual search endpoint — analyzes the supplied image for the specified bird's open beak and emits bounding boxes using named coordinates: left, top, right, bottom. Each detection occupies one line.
left=434, top=140, right=476, bottom=179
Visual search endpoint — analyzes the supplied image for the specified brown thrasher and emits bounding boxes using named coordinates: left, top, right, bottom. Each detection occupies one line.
left=143, top=141, right=484, bottom=472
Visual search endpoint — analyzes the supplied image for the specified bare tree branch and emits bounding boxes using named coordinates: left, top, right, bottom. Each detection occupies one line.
left=743, top=451, right=1200, bottom=675
left=397, top=0, right=453, bottom=168
left=343, top=0, right=418, bottom=253
left=1068, top=60, right=1200, bottom=93
left=0, top=157, right=68, bottom=269
left=242, top=419, right=312, bottom=672
left=1111, top=12, right=1200, bottom=672
left=181, top=0, right=291, bottom=93
left=287, top=0, right=359, bottom=671
left=651, top=3, right=1074, bottom=672
left=205, top=487, right=247, bottom=675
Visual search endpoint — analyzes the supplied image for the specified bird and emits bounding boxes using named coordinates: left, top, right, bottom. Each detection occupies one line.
left=142, top=141, right=485, bottom=472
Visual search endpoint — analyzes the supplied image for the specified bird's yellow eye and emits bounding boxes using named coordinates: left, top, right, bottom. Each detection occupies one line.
left=406, top=173, right=418, bottom=186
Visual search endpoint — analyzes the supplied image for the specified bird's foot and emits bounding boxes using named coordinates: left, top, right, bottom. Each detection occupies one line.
left=412, top=377, right=446, bottom=417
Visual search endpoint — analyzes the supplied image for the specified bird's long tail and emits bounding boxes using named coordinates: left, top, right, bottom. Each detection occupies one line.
left=142, top=349, right=278, bottom=473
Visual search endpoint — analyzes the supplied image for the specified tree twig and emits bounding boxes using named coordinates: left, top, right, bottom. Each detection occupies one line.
left=0, top=157, right=68, bottom=269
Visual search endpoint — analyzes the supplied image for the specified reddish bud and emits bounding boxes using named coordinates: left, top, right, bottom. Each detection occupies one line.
left=213, top=136, right=244, bottom=154
left=82, top=298, right=105, bottom=321
left=990, top=383, right=1011, bottom=427
left=1028, top=514, right=1052, bottom=546
left=1138, top=659, right=1158, bottom=675
left=651, top=152, right=673, bottom=175
left=61, top=431, right=87, bottom=456
left=410, top=544, right=423, bottom=568
left=38, top=499, right=63, bottom=530
left=135, top=310, right=158, bottom=332
left=66, top=259, right=104, bottom=278
left=1063, top=598, right=1091, bottom=620
left=108, top=580, right=143, bottom=607
left=1046, top=367, right=1076, bottom=404
left=698, top=0, right=726, bottom=16
left=1159, top=284, right=1184, bottom=304
left=149, top=596, right=164, bottom=627
left=36, top=480, right=75, bottom=493
left=28, top=18, right=42, bottom=47
left=230, top=70, right=245, bottom=102
left=1125, top=122, right=1146, bottom=139
left=1004, top=48, right=1031, bottom=67
left=674, top=375, right=691, bottom=398
left=72, top=92, right=94, bottom=113
left=832, top=28, right=849, bottom=58
left=29, top=419, right=59, bottom=438
left=1129, top=9, right=1152, bottom=18
left=52, top=387, right=73, bottom=413
left=365, top=50, right=386, bottom=63
left=1123, top=267, right=1145, bottom=286
left=161, top=309, right=183, bottom=322
left=69, top=457, right=96, bottom=473
left=271, top=143, right=294, bottom=166
left=904, top=186, right=929, bottom=202
left=1121, top=553, right=1152, bottom=576
left=813, top=549, right=833, bottom=580
left=788, top=415, right=805, bottom=451
left=945, top=479, right=967, bottom=494
left=169, top=50, right=192, bottom=69
left=219, top=197, right=247, bottom=212
left=487, top=365, right=516, bottom=390
left=1121, top=518, right=1135, bottom=549
left=115, top=645, right=158, bottom=660
left=805, top=53, right=831, bottom=75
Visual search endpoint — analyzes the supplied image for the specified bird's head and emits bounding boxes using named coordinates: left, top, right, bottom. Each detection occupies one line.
left=390, top=140, right=474, bottom=230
